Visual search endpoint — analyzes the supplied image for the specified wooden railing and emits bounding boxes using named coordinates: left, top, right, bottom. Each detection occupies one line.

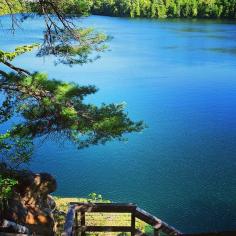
left=62, top=203, right=182, bottom=236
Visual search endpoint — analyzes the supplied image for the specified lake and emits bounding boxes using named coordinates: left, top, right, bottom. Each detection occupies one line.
left=0, top=15, right=236, bottom=233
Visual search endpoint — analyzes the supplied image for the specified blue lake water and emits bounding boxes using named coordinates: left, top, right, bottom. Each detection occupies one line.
left=1, top=15, right=236, bottom=233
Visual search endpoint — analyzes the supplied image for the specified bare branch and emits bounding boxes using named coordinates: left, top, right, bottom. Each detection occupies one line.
left=1, top=60, right=31, bottom=76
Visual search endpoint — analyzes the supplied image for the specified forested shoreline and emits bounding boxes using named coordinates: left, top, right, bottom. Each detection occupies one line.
left=0, top=0, right=236, bottom=19
left=90, top=0, right=236, bottom=19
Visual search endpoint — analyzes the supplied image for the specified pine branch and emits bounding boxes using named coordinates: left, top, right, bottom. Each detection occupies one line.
left=1, top=61, right=31, bottom=76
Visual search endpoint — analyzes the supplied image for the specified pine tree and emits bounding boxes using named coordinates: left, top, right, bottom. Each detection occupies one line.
left=151, top=0, right=159, bottom=18
left=157, top=0, right=167, bottom=18
left=0, top=0, right=144, bottom=167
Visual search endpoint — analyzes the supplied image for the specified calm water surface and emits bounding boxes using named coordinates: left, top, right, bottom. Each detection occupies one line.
left=1, top=15, right=236, bottom=233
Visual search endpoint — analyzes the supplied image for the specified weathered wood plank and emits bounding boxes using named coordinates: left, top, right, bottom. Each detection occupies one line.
left=80, top=210, right=85, bottom=236
left=63, top=203, right=182, bottom=236
left=0, top=234, right=28, bottom=236
left=135, top=207, right=161, bottom=227
left=62, top=205, right=77, bottom=236
left=135, top=207, right=181, bottom=236
left=74, top=211, right=79, bottom=236
left=70, top=202, right=137, bottom=213
left=1, top=220, right=29, bottom=235
left=131, top=210, right=136, bottom=236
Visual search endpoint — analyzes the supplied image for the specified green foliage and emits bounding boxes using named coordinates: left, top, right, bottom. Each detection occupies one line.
left=0, top=174, right=18, bottom=220
left=0, top=71, right=143, bottom=148
left=28, top=0, right=92, bottom=16
left=0, top=131, right=33, bottom=167
left=0, top=0, right=26, bottom=16
left=90, top=0, right=236, bottom=18
left=1, top=3, right=109, bottom=66
left=0, top=0, right=144, bottom=168
left=87, top=192, right=110, bottom=202
left=37, top=28, right=108, bottom=65
left=0, top=44, right=144, bottom=167
left=0, top=175, right=18, bottom=201
left=57, top=0, right=93, bottom=16
left=0, top=44, right=39, bottom=62
left=0, top=0, right=235, bottom=18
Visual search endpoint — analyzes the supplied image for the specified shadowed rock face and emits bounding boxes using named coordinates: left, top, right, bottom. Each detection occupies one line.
left=1, top=165, right=57, bottom=236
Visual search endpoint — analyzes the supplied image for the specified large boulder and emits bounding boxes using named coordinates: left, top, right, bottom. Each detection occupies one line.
left=1, top=165, right=57, bottom=236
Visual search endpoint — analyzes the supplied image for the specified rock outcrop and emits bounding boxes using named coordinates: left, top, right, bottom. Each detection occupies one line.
left=0, top=164, right=57, bottom=235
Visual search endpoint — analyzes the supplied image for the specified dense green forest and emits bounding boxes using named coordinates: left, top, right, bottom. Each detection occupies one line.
left=90, top=0, right=236, bottom=18
left=1, top=0, right=236, bottom=19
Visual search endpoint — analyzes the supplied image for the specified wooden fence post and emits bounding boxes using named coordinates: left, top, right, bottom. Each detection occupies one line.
left=74, top=212, right=78, bottom=236
left=63, top=203, right=181, bottom=236
left=154, top=228, right=160, bottom=236
left=131, top=210, right=136, bottom=236
left=80, top=210, right=85, bottom=236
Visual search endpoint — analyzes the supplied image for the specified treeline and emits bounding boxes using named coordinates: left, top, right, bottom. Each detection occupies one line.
left=90, top=0, right=236, bottom=19
left=0, top=0, right=236, bottom=19
left=53, top=0, right=236, bottom=19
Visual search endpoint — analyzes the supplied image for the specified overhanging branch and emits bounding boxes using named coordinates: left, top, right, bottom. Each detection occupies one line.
left=1, top=61, right=31, bottom=76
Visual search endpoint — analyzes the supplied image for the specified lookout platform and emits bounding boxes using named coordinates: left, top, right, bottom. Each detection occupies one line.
left=62, top=202, right=182, bottom=236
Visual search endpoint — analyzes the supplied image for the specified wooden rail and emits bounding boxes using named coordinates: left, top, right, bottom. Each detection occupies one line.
left=62, top=203, right=182, bottom=236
